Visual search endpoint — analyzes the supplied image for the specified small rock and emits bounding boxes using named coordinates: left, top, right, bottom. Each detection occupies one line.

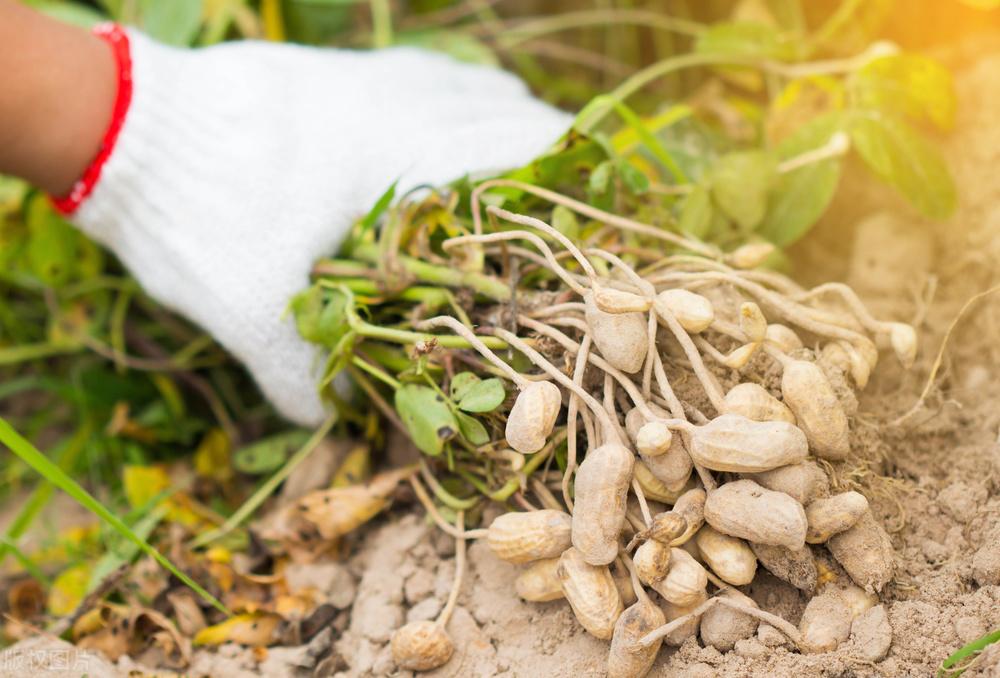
left=757, top=623, right=791, bottom=648
left=351, top=594, right=403, bottom=643
left=404, top=569, right=435, bottom=605
left=921, top=539, right=949, bottom=564
left=734, top=637, right=768, bottom=659
left=972, top=532, right=1000, bottom=586
left=257, top=645, right=315, bottom=674
left=407, top=596, right=443, bottom=623
left=954, top=615, right=987, bottom=644
left=849, top=604, right=892, bottom=662
left=937, top=482, right=985, bottom=523
left=432, top=529, right=457, bottom=557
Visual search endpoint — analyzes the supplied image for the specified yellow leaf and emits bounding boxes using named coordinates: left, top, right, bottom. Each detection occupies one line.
left=123, top=465, right=170, bottom=510
left=193, top=613, right=281, bottom=647
left=330, top=443, right=371, bottom=488
left=47, top=563, right=89, bottom=616
left=299, top=466, right=414, bottom=539
left=195, top=428, right=232, bottom=482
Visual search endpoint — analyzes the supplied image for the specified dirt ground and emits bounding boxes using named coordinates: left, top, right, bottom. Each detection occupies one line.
left=9, top=37, right=1000, bottom=678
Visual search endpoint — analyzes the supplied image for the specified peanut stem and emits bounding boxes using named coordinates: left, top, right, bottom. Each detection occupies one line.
left=417, top=316, right=530, bottom=389
left=437, top=510, right=466, bottom=628
left=638, top=597, right=718, bottom=647
left=563, top=334, right=591, bottom=512
left=444, top=230, right=589, bottom=296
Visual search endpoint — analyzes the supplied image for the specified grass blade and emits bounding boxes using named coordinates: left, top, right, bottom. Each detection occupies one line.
left=940, top=629, right=1000, bottom=677
left=191, top=412, right=338, bottom=548
left=0, top=416, right=230, bottom=616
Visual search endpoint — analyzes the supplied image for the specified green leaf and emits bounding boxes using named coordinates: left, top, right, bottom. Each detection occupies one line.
left=25, top=195, right=78, bottom=287
left=449, top=372, right=481, bottom=402
left=457, top=378, right=505, bottom=413
left=396, top=30, right=498, bottom=65
left=360, top=180, right=398, bottom=233
left=589, top=161, right=614, bottom=195
left=695, top=22, right=797, bottom=61
left=617, top=161, right=650, bottom=195
left=291, top=286, right=351, bottom=347
left=0, top=417, right=229, bottom=615
left=760, top=112, right=844, bottom=246
left=394, top=384, right=458, bottom=456
left=234, top=430, right=312, bottom=475
left=710, top=150, right=777, bottom=231
left=678, top=185, right=713, bottom=238
left=849, top=54, right=956, bottom=131
left=137, top=0, right=203, bottom=46
left=455, top=411, right=489, bottom=446
left=551, top=205, right=580, bottom=241
left=848, top=111, right=956, bottom=220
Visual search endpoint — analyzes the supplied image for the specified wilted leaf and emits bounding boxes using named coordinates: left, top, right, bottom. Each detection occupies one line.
left=678, top=185, right=713, bottom=238
left=455, top=411, right=490, bottom=446
left=848, top=111, right=957, bottom=220
left=297, top=467, right=414, bottom=539
left=760, top=112, right=844, bottom=246
left=48, top=563, right=89, bottom=616
left=330, top=442, right=371, bottom=487
left=394, top=384, right=458, bottom=456
left=123, top=465, right=170, bottom=510
left=695, top=21, right=797, bottom=60
left=457, top=378, right=505, bottom=413
left=193, top=613, right=281, bottom=647
left=710, top=150, right=777, bottom=231
left=234, top=430, right=312, bottom=475
left=194, top=428, right=231, bottom=482
left=849, top=54, right=956, bottom=130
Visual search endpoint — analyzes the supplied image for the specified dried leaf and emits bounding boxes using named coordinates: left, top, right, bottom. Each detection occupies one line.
left=193, top=613, right=282, bottom=647
left=297, top=467, right=414, bottom=539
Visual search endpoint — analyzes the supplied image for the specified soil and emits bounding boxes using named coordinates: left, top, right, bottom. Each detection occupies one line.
left=8, top=37, right=1000, bottom=678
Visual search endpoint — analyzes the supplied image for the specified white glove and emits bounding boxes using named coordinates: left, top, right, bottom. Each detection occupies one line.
left=67, top=27, right=571, bottom=426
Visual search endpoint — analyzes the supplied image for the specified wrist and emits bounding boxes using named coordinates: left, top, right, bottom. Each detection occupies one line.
left=0, top=2, right=116, bottom=196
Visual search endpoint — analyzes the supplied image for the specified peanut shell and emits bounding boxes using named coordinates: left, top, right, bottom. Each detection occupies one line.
left=694, top=525, right=757, bottom=586
left=585, top=293, right=647, bottom=373
left=557, top=547, right=624, bottom=639
left=805, top=492, right=869, bottom=544
left=487, top=509, right=573, bottom=564
left=505, top=381, right=562, bottom=454
left=390, top=620, right=454, bottom=671
left=781, top=360, right=850, bottom=460
left=722, top=383, right=796, bottom=424
left=515, top=558, right=564, bottom=602
left=688, top=414, right=808, bottom=473
left=704, top=479, right=808, bottom=549
left=573, top=442, right=634, bottom=565
left=608, top=596, right=665, bottom=678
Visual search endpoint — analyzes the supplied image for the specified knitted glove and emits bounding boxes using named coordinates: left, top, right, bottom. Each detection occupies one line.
left=59, top=26, right=571, bottom=426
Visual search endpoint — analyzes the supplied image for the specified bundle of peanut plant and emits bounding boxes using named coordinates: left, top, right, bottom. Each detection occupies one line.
left=293, top=151, right=922, bottom=673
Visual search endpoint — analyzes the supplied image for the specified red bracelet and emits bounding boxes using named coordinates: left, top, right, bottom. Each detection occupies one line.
left=50, top=23, right=133, bottom=216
